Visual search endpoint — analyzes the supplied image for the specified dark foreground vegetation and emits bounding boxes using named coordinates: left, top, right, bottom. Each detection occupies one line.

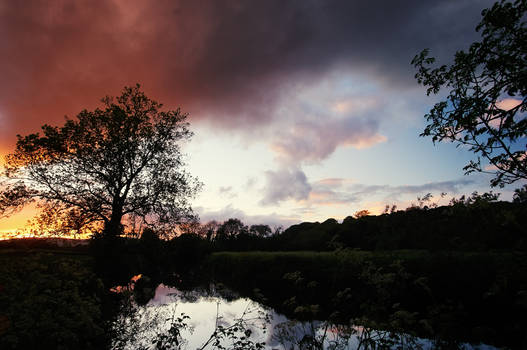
left=0, top=252, right=105, bottom=349
left=0, top=198, right=526, bottom=349
left=206, top=250, right=527, bottom=349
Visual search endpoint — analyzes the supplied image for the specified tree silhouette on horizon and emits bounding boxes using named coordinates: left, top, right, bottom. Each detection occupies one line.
left=0, top=84, right=201, bottom=237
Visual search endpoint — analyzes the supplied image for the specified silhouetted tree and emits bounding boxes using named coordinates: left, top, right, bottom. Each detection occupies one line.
left=273, top=226, right=284, bottom=236
left=513, top=184, right=527, bottom=203
left=202, top=220, right=220, bottom=241
left=406, top=193, right=437, bottom=211
left=249, top=224, right=272, bottom=237
left=0, top=85, right=201, bottom=237
left=412, top=0, right=527, bottom=187
left=216, top=218, right=248, bottom=241
left=353, top=210, right=370, bottom=219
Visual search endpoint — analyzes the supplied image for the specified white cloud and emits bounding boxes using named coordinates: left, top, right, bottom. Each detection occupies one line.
left=196, top=204, right=299, bottom=229
left=260, top=167, right=312, bottom=205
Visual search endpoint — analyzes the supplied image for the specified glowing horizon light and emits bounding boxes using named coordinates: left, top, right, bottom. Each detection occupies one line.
left=0, top=229, right=93, bottom=240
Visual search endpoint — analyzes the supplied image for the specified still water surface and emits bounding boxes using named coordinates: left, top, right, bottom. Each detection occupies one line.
left=111, top=282, right=499, bottom=350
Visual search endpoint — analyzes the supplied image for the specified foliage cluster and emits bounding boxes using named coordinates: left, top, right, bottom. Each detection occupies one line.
left=206, top=250, right=527, bottom=348
left=0, top=253, right=106, bottom=349
left=413, top=0, right=527, bottom=187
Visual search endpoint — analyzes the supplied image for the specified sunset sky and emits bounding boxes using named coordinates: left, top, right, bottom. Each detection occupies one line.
left=1, top=0, right=523, bottom=233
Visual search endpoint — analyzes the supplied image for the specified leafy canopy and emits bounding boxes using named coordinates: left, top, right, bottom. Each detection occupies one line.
left=412, top=0, right=527, bottom=187
left=0, top=85, right=201, bottom=237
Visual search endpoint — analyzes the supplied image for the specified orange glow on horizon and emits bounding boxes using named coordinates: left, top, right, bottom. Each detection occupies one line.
left=0, top=206, right=37, bottom=239
left=0, top=206, right=94, bottom=240
left=0, top=231, right=93, bottom=240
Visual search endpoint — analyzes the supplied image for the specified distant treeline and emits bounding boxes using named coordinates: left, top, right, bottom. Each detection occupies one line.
left=185, top=196, right=526, bottom=253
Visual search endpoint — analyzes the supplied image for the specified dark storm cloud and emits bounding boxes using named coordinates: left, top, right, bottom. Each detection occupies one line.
left=0, top=0, right=493, bottom=150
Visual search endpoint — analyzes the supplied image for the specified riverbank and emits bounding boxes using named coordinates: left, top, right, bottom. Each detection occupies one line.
left=1, top=243, right=526, bottom=349
left=205, top=250, right=527, bottom=348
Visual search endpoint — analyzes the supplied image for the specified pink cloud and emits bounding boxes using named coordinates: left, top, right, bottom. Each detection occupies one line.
left=271, top=116, right=386, bottom=164
left=331, top=96, right=379, bottom=114
left=496, top=98, right=522, bottom=111
left=315, top=178, right=348, bottom=187
left=306, top=190, right=356, bottom=206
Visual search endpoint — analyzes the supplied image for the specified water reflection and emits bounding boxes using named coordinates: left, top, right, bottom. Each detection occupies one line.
left=111, top=281, right=499, bottom=350
left=112, top=283, right=269, bottom=350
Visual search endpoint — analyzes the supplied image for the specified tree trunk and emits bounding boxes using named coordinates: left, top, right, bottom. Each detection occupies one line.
left=103, top=199, right=124, bottom=237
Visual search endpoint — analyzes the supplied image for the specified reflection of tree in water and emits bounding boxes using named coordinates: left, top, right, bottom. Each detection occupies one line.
left=273, top=320, right=346, bottom=349
left=197, top=301, right=269, bottom=350
left=111, top=294, right=192, bottom=350
left=272, top=320, right=424, bottom=350
left=110, top=279, right=474, bottom=350
left=113, top=301, right=473, bottom=350
left=111, top=289, right=269, bottom=350
left=176, top=283, right=243, bottom=303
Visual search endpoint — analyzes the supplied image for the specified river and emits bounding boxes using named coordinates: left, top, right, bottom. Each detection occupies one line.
left=110, top=280, right=500, bottom=350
